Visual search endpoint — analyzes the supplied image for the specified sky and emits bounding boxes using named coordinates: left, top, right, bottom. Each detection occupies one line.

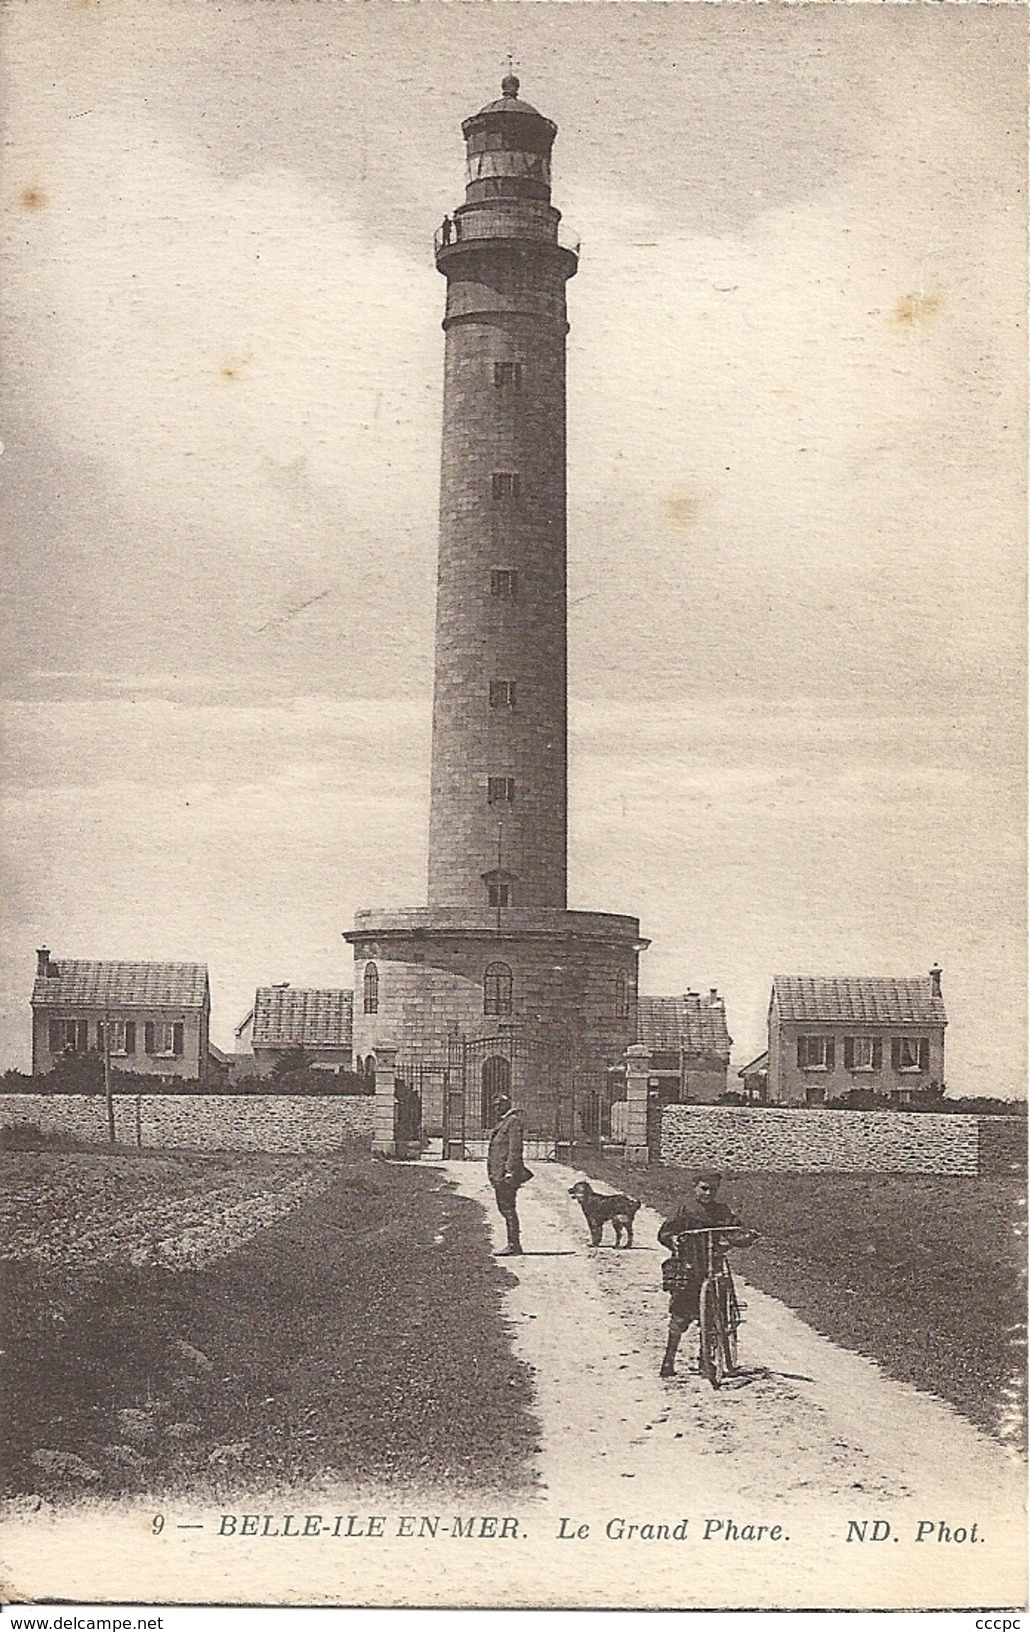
left=1, top=0, right=1025, bottom=1093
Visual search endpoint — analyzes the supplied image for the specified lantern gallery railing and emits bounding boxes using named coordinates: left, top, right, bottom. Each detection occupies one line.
left=434, top=219, right=581, bottom=258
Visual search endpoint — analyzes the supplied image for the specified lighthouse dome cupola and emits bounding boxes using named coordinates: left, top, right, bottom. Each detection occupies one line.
left=460, top=74, right=558, bottom=205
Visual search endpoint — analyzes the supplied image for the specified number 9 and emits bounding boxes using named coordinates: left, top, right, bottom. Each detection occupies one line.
left=152, top=1515, right=165, bottom=1535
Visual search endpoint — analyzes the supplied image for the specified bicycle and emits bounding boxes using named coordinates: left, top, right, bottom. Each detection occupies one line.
left=670, top=1225, right=750, bottom=1390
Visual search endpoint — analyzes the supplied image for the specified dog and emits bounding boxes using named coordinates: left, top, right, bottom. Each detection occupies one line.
left=568, top=1179, right=640, bottom=1248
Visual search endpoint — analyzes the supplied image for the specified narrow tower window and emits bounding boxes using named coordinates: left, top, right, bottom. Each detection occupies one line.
left=491, top=472, right=520, bottom=503
left=494, top=361, right=523, bottom=391
left=487, top=777, right=515, bottom=805
left=616, top=972, right=635, bottom=1020
left=490, top=570, right=517, bottom=599
left=489, top=680, right=516, bottom=709
left=484, top=962, right=514, bottom=1017
left=483, top=870, right=516, bottom=908
left=363, top=961, right=379, bottom=1015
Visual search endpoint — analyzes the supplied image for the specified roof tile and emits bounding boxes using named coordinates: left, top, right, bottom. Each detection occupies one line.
left=637, top=993, right=731, bottom=1058
left=32, top=959, right=208, bottom=1009
left=772, top=976, right=947, bottom=1026
left=251, top=988, right=353, bottom=1049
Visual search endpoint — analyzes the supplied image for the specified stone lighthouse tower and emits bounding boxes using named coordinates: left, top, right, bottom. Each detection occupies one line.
left=347, top=77, right=647, bottom=1148
left=428, top=74, right=574, bottom=914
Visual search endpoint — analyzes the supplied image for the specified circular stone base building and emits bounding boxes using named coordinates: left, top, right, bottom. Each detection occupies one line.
left=345, top=907, right=647, bottom=1146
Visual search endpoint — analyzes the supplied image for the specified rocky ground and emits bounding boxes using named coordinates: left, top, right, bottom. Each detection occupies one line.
left=1, top=1147, right=538, bottom=1508
left=1, top=1147, right=335, bottom=1269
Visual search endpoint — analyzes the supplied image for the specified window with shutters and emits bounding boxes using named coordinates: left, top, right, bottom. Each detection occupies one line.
left=49, top=1018, right=88, bottom=1055
left=494, top=361, right=523, bottom=391
left=146, top=1020, right=184, bottom=1057
left=894, top=1036, right=929, bottom=1073
left=491, top=472, right=520, bottom=503
left=797, top=1035, right=832, bottom=1070
left=490, top=569, right=517, bottom=599
left=487, top=776, right=515, bottom=805
left=483, top=962, right=513, bottom=1017
left=844, top=1036, right=880, bottom=1072
left=489, top=679, right=516, bottom=709
left=97, top=1019, right=136, bottom=1056
left=363, top=962, right=379, bottom=1015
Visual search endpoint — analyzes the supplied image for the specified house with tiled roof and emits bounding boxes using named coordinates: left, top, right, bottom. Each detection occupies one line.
left=636, top=989, right=732, bottom=1103
left=31, top=948, right=212, bottom=1080
left=236, top=985, right=354, bottom=1076
left=768, top=968, right=947, bottom=1105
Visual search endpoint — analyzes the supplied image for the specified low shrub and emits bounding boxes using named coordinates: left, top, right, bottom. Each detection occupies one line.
left=2, top=1064, right=372, bottom=1098
left=226, top=1071, right=372, bottom=1096
left=823, top=1088, right=1026, bottom=1115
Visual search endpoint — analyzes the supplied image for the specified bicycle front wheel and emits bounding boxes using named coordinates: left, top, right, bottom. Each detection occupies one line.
left=721, top=1276, right=740, bottom=1373
left=699, top=1278, right=725, bottom=1389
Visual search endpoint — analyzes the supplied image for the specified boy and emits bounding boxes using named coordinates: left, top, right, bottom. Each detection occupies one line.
left=657, top=1172, right=756, bottom=1378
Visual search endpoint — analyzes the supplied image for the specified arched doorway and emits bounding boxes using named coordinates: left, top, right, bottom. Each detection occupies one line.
left=481, top=1054, right=512, bottom=1127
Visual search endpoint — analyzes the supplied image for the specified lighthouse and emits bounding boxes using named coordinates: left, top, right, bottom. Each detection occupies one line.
left=428, top=74, right=576, bottom=913
left=346, top=78, right=647, bottom=1150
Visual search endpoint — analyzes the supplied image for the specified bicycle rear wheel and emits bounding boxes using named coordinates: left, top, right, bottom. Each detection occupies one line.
left=699, top=1278, right=725, bottom=1389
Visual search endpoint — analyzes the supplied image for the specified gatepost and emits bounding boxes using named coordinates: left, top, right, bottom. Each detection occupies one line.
left=624, top=1042, right=653, bottom=1163
left=371, top=1044, right=398, bottom=1157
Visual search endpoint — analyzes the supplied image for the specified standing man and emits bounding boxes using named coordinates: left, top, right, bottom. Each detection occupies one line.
left=657, top=1172, right=755, bottom=1378
left=486, top=1091, right=531, bottom=1256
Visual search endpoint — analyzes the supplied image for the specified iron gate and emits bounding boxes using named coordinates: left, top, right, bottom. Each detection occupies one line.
left=437, top=1033, right=624, bottom=1160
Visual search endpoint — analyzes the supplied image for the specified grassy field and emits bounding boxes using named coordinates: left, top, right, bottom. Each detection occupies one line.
left=2, top=1146, right=538, bottom=1504
left=577, top=1157, right=1027, bottom=1450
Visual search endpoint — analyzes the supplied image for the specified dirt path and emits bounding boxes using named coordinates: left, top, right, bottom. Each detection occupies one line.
left=445, top=1158, right=1026, bottom=1572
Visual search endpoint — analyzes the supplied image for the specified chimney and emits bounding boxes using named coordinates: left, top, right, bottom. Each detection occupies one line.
left=36, top=947, right=50, bottom=978
left=709, top=987, right=721, bottom=1005
left=929, top=965, right=942, bottom=998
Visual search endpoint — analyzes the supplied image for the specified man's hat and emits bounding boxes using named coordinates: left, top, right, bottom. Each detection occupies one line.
left=492, top=1092, right=512, bottom=1111
left=695, top=1170, right=722, bottom=1187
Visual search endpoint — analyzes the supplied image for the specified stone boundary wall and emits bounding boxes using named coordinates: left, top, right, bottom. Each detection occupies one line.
left=657, top=1104, right=1005, bottom=1175
left=0, top=1093, right=374, bottom=1153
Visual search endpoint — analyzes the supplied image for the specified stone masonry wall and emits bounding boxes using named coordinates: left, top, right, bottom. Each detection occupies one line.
left=0, top=1094, right=373, bottom=1153
left=430, top=303, right=569, bottom=910
left=351, top=918, right=639, bottom=1086
left=659, top=1104, right=991, bottom=1175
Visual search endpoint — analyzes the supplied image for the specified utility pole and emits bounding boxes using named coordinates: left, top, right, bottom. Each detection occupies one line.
left=103, top=1009, right=115, bottom=1144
